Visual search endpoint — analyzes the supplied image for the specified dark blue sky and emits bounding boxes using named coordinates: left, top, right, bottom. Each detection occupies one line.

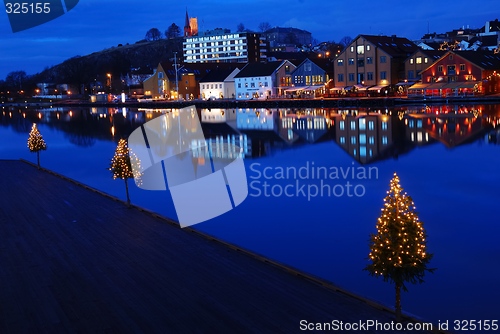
left=0, top=0, right=498, bottom=80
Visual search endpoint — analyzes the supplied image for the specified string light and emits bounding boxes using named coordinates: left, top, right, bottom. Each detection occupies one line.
left=27, top=123, right=47, bottom=168
left=364, top=172, right=434, bottom=319
left=109, top=139, right=143, bottom=206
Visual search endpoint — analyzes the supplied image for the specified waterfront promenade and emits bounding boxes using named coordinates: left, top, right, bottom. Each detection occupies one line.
left=0, top=160, right=437, bottom=333
left=4, top=93, right=500, bottom=111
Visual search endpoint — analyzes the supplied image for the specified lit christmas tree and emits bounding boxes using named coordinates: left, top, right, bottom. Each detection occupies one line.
left=27, top=123, right=47, bottom=169
left=109, top=139, right=141, bottom=207
left=365, top=172, right=434, bottom=321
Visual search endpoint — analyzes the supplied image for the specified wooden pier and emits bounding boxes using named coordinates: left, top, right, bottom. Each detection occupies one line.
left=0, top=160, right=437, bottom=333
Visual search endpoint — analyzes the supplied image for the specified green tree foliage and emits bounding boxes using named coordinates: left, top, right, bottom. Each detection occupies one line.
left=145, top=28, right=162, bottom=41
left=365, top=173, right=434, bottom=321
left=27, top=123, right=47, bottom=169
left=166, top=23, right=181, bottom=39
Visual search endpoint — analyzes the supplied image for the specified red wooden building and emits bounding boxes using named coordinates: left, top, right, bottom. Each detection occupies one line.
left=409, top=50, right=500, bottom=97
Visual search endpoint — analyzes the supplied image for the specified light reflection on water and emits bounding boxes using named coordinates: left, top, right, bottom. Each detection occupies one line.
left=1, top=104, right=499, bottom=325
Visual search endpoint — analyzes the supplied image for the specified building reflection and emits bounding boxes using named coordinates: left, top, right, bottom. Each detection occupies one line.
left=1, top=103, right=497, bottom=159
left=335, top=109, right=412, bottom=164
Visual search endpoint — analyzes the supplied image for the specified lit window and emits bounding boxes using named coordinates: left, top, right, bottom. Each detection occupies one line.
left=368, top=121, right=374, bottom=130
left=359, top=118, right=366, bottom=130
left=381, top=122, right=388, bottom=130
left=424, top=57, right=428, bottom=63
left=360, top=146, right=366, bottom=157
left=359, top=134, right=366, bottom=144
left=416, top=57, right=422, bottom=64
left=350, top=120, right=356, bottom=130
left=350, top=46, right=354, bottom=52
left=340, top=121, right=345, bottom=130
left=366, top=44, right=371, bottom=51
left=337, top=59, right=344, bottom=66
left=410, top=58, right=414, bottom=64
left=351, top=136, right=357, bottom=144
left=382, top=136, right=388, bottom=145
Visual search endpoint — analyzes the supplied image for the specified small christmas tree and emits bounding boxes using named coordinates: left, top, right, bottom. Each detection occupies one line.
left=109, top=139, right=141, bottom=207
left=27, top=123, right=47, bottom=169
left=365, top=172, right=434, bottom=321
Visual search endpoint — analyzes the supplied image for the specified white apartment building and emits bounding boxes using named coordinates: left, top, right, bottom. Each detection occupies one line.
left=183, top=29, right=267, bottom=63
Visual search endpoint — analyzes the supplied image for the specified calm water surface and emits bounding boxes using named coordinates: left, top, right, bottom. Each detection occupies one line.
left=1, top=104, right=499, bottom=327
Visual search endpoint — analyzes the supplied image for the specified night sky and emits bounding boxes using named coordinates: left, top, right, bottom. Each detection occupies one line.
left=0, top=0, right=498, bottom=80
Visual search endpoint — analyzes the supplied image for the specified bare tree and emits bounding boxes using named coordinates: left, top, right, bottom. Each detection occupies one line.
left=166, top=23, right=181, bottom=39
left=145, top=28, right=162, bottom=41
left=339, top=36, right=353, bottom=47
left=258, top=22, right=271, bottom=32
left=236, top=23, right=245, bottom=32
left=5, top=70, right=27, bottom=90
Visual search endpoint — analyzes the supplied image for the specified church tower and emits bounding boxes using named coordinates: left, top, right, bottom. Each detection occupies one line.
left=184, top=9, right=192, bottom=37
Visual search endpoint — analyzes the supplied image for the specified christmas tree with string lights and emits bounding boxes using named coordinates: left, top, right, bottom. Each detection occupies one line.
left=27, top=123, right=47, bottom=169
left=110, top=139, right=141, bottom=207
left=365, top=172, right=434, bottom=321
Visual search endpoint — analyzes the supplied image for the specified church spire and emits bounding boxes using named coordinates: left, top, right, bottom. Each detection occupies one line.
left=184, top=8, right=192, bottom=37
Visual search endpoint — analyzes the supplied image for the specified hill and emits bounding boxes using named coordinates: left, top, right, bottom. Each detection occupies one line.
left=30, top=38, right=183, bottom=94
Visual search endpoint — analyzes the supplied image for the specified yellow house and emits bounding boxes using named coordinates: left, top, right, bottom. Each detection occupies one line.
left=143, top=62, right=172, bottom=99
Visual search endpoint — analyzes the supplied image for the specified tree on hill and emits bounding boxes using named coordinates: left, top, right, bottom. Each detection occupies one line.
left=258, top=22, right=271, bottom=32
left=166, top=23, right=181, bottom=39
left=145, top=28, right=162, bottom=41
left=236, top=23, right=245, bottom=32
left=5, top=70, right=28, bottom=91
left=365, top=173, right=434, bottom=321
left=339, top=36, right=353, bottom=47
left=27, top=123, right=47, bottom=169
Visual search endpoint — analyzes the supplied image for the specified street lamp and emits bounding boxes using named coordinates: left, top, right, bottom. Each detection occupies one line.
left=107, top=73, right=112, bottom=93
left=173, top=52, right=179, bottom=100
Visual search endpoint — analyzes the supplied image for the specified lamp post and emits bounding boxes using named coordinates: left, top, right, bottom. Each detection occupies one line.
left=107, top=73, right=112, bottom=94
left=173, top=52, right=179, bottom=100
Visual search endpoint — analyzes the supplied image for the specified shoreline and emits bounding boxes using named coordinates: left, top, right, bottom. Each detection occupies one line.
left=4, top=94, right=500, bottom=109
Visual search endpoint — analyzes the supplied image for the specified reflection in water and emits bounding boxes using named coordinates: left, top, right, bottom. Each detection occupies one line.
left=1, top=103, right=499, bottom=159
left=1, top=102, right=499, bottom=323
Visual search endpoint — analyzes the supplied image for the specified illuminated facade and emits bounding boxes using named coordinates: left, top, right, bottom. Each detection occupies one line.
left=199, top=67, right=241, bottom=100
left=410, top=50, right=500, bottom=96
left=234, top=60, right=296, bottom=99
left=142, top=62, right=170, bottom=99
left=404, top=50, right=445, bottom=81
left=183, top=30, right=267, bottom=63
left=333, top=35, right=418, bottom=94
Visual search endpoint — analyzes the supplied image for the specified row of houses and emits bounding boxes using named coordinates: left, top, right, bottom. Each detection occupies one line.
left=142, top=33, right=500, bottom=101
